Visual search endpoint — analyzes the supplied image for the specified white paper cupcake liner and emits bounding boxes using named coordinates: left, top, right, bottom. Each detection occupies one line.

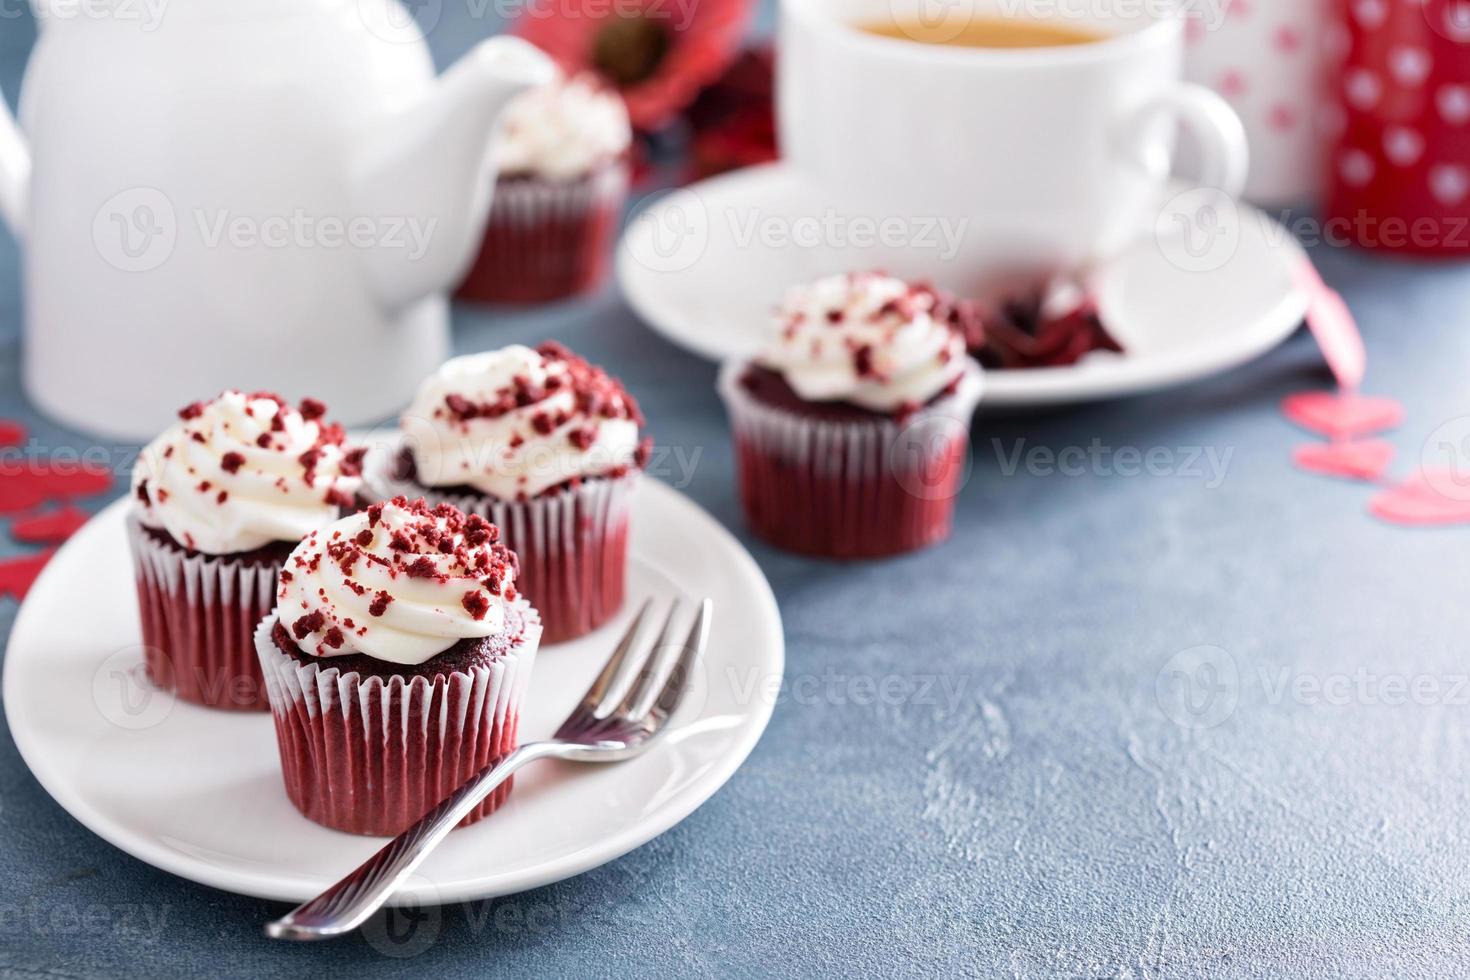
left=127, top=515, right=279, bottom=710
left=458, top=160, right=630, bottom=303
left=716, top=359, right=984, bottom=558
left=254, top=603, right=541, bottom=837
left=489, top=161, right=629, bottom=229
left=363, top=440, right=639, bottom=643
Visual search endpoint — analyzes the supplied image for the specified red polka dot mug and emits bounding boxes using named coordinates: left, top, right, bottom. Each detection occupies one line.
left=1324, top=0, right=1470, bottom=255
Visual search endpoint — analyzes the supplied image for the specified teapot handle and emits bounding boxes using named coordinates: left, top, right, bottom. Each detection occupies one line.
left=0, top=90, right=30, bottom=239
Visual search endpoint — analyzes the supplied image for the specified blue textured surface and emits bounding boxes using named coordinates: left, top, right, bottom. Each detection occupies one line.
left=5, top=6, right=1470, bottom=978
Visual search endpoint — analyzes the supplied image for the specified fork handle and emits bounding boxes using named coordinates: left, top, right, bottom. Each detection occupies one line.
left=265, top=740, right=566, bottom=941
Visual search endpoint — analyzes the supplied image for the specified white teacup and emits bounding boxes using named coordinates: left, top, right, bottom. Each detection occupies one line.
left=777, top=0, right=1249, bottom=292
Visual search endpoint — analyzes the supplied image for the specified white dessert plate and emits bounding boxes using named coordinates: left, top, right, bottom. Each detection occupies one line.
left=2, top=480, right=783, bottom=905
left=617, top=163, right=1311, bottom=407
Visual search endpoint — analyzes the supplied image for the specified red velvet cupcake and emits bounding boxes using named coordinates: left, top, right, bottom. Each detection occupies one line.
left=718, top=272, right=984, bottom=559
left=128, top=392, right=363, bottom=710
left=366, top=342, right=648, bottom=644
left=256, top=498, right=540, bottom=836
left=457, top=74, right=631, bottom=304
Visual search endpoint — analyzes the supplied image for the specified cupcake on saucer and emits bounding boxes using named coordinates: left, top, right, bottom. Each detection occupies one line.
left=368, top=342, right=648, bottom=643
left=717, top=272, right=984, bottom=559
left=457, top=73, right=631, bottom=304
left=128, top=392, right=364, bottom=710
left=256, top=497, right=540, bottom=836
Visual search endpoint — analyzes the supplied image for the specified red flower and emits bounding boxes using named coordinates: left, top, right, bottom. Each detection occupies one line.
left=515, top=0, right=753, bottom=132
left=689, top=108, right=777, bottom=180
left=685, top=43, right=778, bottom=180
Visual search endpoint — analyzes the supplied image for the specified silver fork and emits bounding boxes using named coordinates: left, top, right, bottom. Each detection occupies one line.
left=265, top=596, right=713, bottom=941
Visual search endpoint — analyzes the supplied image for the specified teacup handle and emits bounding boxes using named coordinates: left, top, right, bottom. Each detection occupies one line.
left=1122, top=83, right=1250, bottom=199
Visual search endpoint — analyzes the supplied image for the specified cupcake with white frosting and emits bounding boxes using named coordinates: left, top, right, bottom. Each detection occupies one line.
left=367, top=342, right=648, bottom=643
left=717, top=272, right=985, bottom=559
left=457, top=73, right=632, bottom=304
left=255, top=497, right=541, bottom=836
left=128, top=391, right=364, bottom=709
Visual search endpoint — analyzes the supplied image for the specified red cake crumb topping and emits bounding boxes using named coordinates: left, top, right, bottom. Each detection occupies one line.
left=434, top=342, right=643, bottom=435
left=278, top=497, right=520, bottom=656
left=462, top=590, right=491, bottom=620
left=292, top=610, right=326, bottom=639
left=323, top=487, right=354, bottom=509
left=160, top=393, right=360, bottom=496
left=341, top=446, right=367, bottom=477
left=463, top=514, right=497, bottom=546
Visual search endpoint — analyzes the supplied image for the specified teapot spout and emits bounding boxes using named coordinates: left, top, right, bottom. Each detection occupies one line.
left=0, top=89, right=30, bottom=239
left=351, top=36, right=555, bottom=312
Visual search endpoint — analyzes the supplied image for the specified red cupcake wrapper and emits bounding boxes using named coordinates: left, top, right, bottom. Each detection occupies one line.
left=717, top=360, right=984, bottom=559
left=255, top=605, right=541, bottom=837
left=365, top=447, right=638, bottom=645
left=456, top=162, right=629, bottom=304
left=127, top=516, right=276, bottom=711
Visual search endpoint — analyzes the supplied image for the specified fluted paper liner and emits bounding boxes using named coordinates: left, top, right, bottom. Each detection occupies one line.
left=717, top=359, right=984, bottom=559
left=365, top=444, right=638, bottom=645
left=457, top=161, right=629, bottom=304
left=255, top=603, right=541, bottom=837
left=127, top=515, right=277, bottom=710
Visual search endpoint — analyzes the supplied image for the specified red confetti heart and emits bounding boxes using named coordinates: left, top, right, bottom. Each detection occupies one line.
left=1293, top=440, right=1395, bottom=482
left=0, top=548, right=56, bottom=601
left=1292, top=262, right=1366, bottom=391
left=1370, top=469, right=1470, bottom=526
left=0, top=462, right=113, bottom=514
left=1282, top=391, right=1405, bottom=440
left=11, top=505, right=90, bottom=544
left=0, top=419, right=24, bottom=447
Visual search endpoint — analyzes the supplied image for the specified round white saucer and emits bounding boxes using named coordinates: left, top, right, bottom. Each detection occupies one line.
left=2, top=480, right=783, bottom=905
left=616, top=163, right=1311, bottom=407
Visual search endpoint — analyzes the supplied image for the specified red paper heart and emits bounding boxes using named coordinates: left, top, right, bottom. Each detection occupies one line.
left=1370, top=469, right=1470, bottom=526
left=11, top=504, right=90, bottom=544
left=0, top=463, right=113, bottom=514
left=1282, top=391, right=1405, bottom=440
left=1293, top=440, right=1395, bottom=481
left=0, top=419, right=24, bottom=447
left=0, top=548, right=56, bottom=601
left=1292, top=262, right=1366, bottom=391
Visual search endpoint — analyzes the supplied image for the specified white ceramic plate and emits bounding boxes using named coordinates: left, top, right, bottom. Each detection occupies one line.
left=617, top=164, right=1311, bottom=407
left=2, top=480, right=783, bottom=904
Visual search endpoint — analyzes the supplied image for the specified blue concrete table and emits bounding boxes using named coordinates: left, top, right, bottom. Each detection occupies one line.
left=4, top=8, right=1470, bottom=978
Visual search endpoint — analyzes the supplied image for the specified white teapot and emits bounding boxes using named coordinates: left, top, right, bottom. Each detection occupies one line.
left=0, top=0, right=554, bottom=439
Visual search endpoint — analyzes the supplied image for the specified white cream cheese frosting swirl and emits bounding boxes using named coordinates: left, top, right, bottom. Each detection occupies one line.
left=403, top=343, right=645, bottom=500
left=760, top=272, right=976, bottom=412
left=277, top=497, right=521, bottom=666
left=131, top=391, right=363, bottom=555
left=493, top=73, right=631, bottom=181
